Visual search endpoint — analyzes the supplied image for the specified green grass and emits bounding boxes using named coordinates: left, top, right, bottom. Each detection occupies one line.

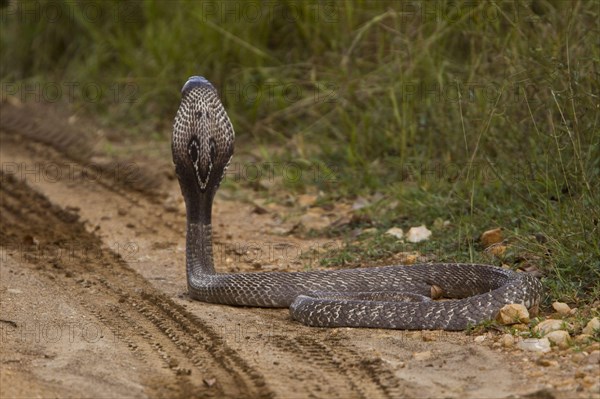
left=1, top=0, right=598, bottom=303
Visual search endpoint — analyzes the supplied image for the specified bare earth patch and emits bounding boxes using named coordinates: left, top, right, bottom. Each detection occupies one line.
left=0, top=128, right=598, bottom=399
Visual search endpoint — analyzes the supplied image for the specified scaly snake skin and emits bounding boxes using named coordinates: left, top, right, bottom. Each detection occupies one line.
left=172, top=76, right=542, bottom=330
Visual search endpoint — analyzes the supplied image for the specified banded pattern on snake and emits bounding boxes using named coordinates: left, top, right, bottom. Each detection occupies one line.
left=171, top=76, right=542, bottom=330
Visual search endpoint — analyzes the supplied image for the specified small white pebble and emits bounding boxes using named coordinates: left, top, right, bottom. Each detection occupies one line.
left=406, top=225, right=431, bottom=243
left=385, top=227, right=404, bottom=239
left=501, top=334, right=515, bottom=348
left=517, top=337, right=551, bottom=353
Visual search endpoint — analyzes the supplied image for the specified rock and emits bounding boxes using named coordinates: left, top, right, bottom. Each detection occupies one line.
left=413, top=351, right=433, bottom=361
left=536, top=358, right=558, bottom=367
left=545, top=330, right=571, bottom=349
left=517, top=338, right=551, bottom=353
left=480, top=228, right=503, bottom=248
left=551, top=302, right=571, bottom=315
left=587, top=350, right=600, bottom=365
left=430, top=284, right=443, bottom=299
left=575, top=334, right=593, bottom=344
left=385, top=227, right=404, bottom=240
left=496, top=304, right=530, bottom=325
left=501, top=334, right=515, bottom=348
left=583, top=317, right=599, bottom=335
left=474, top=335, right=486, bottom=343
left=534, top=319, right=569, bottom=335
left=203, top=378, right=216, bottom=387
left=406, top=225, right=432, bottom=243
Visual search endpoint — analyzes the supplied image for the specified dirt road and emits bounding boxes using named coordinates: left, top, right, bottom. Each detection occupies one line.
left=0, top=120, right=597, bottom=398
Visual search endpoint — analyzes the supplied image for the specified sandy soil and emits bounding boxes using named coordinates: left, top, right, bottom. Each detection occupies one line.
left=0, top=113, right=598, bottom=399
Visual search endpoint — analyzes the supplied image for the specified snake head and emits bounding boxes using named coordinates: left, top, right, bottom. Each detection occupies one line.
left=172, top=76, right=234, bottom=223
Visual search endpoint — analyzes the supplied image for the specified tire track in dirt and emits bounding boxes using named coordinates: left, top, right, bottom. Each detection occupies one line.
left=268, top=334, right=413, bottom=398
left=0, top=173, right=272, bottom=398
left=0, top=103, right=160, bottom=194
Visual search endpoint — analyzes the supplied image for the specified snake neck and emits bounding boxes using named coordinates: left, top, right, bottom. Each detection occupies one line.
left=186, top=222, right=216, bottom=278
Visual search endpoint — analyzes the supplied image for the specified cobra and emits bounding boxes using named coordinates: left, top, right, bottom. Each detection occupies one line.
left=171, top=76, right=542, bottom=330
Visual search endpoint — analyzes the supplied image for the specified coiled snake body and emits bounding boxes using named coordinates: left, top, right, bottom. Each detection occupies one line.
left=172, top=76, right=542, bottom=330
